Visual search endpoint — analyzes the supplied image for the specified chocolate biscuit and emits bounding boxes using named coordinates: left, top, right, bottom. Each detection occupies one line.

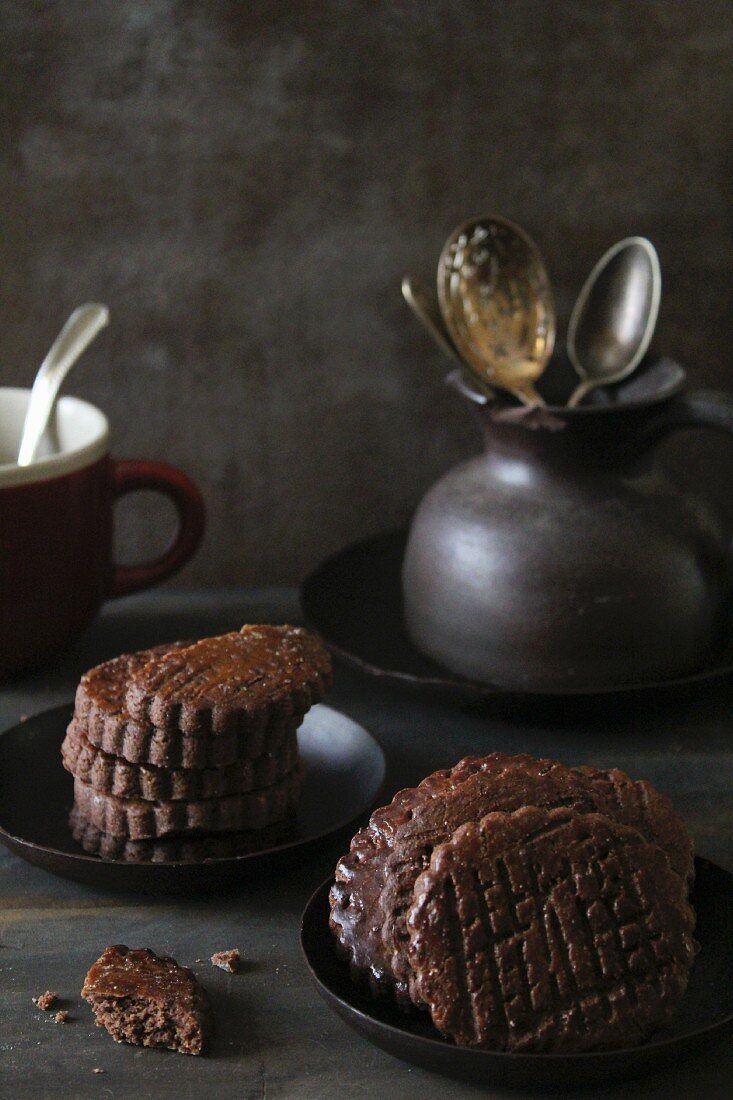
left=69, top=807, right=293, bottom=861
left=407, top=806, right=695, bottom=1051
left=330, top=753, right=692, bottom=1004
left=62, top=723, right=299, bottom=800
left=330, top=755, right=521, bottom=998
left=73, top=635, right=314, bottom=765
left=75, top=712, right=302, bottom=769
left=125, top=625, right=332, bottom=735
left=74, top=641, right=188, bottom=735
left=82, top=945, right=211, bottom=1055
left=72, top=763, right=304, bottom=839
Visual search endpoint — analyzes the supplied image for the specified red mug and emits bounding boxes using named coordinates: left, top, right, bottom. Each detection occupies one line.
left=0, top=388, right=205, bottom=677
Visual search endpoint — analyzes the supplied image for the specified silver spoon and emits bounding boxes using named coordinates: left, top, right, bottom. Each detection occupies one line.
left=17, top=303, right=110, bottom=466
left=401, top=275, right=494, bottom=397
left=566, top=237, right=661, bottom=408
left=437, top=216, right=555, bottom=408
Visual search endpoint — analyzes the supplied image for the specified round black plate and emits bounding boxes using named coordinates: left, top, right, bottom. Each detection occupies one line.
left=301, top=860, right=733, bottom=1090
left=0, top=704, right=385, bottom=895
left=301, top=530, right=733, bottom=704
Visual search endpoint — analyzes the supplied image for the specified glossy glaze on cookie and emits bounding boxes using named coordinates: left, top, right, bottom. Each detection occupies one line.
left=407, top=806, right=695, bottom=1051
left=125, top=626, right=332, bottom=734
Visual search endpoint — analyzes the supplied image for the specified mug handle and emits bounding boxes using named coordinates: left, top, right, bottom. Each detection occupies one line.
left=108, top=459, right=206, bottom=598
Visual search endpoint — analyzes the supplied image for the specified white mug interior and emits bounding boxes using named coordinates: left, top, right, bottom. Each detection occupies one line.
left=0, top=388, right=109, bottom=488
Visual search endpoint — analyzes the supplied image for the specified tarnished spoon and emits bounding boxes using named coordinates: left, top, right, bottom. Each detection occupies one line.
left=567, top=237, right=661, bottom=408
left=437, top=216, right=555, bottom=407
left=17, top=303, right=110, bottom=466
left=401, top=275, right=462, bottom=364
left=401, top=275, right=494, bottom=397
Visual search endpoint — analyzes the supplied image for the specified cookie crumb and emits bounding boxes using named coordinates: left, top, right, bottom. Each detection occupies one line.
left=33, top=991, right=59, bottom=1011
left=54, top=1010, right=69, bottom=1023
left=93, top=1068, right=105, bottom=1074
left=211, top=949, right=241, bottom=973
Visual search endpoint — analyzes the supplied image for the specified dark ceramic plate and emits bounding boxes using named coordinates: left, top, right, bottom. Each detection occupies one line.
left=0, top=703, right=385, bottom=895
left=301, top=860, right=733, bottom=1090
left=301, top=530, right=733, bottom=705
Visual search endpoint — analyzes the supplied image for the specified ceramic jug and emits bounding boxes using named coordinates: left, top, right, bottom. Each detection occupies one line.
left=402, top=359, right=733, bottom=690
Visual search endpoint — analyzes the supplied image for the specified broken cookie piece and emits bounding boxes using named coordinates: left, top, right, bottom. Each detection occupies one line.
left=82, top=945, right=211, bottom=1055
left=33, top=991, right=59, bottom=1011
left=54, top=1010, right=69, bottom=1023
left=210, top=949, right=241, bottom=973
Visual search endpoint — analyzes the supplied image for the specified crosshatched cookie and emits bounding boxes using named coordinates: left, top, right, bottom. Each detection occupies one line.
left=407, top=806, right=696, bottom=1052
left=379, top=757, right=693, bottom=1004
left=74, top=641, right=188, bottom=737
left=72, top=764, right=304, bottom=839
left=69, top=807, right=294, bottom=862
left=329, top=753, right=693, bottom=1004
left=62, top=723, right=300, bottom=800
left=330, top=755, right=538, bottom=999
left=124, top=625, right=332, bottom=735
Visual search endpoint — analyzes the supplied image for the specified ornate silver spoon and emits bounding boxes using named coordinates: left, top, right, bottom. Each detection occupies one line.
left=437, top=216, right=555, bottom=407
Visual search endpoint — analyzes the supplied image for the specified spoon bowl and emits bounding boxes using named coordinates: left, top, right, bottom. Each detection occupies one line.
left=437, top=217, right=555, bottom=407
left=567, top=237, right=661, bottom=408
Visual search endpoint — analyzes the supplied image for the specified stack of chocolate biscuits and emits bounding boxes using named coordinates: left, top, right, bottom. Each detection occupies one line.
left=330, top=753, right=696, bottom=1053
left=62, top=625, right=332, bottom=862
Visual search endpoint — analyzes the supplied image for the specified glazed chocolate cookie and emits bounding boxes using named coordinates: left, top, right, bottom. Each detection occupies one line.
left=125, top=625, right=332, bottom=735
left=74, top=641, right=188, bottom=736
left=407, top=806, right=696, bottom=1052
left=62, top=723, right=300, bottom=800
left=70, top=807, right=293, bottom=862
left=72, top=763, right=304, bottom=839
left=330, top=755, right=529, bottom=999
left=572, top=764, right=693, bottom=884
left=330, top=754, right=692, bottom=1004
left=82, top=945, right=211, bottom=1055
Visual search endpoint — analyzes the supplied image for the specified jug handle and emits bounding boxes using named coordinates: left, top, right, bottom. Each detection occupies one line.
left=643, top=388, right=733, bottom=446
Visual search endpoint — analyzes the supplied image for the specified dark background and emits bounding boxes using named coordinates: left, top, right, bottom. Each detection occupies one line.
left=1, top=0, right=732, bottom=585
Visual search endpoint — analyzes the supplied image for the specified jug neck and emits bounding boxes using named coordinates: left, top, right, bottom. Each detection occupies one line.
left=478, top=404, right=661, bottom=474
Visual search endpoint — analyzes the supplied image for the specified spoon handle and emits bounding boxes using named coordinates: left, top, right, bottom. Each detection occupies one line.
left=567, top=377, right=597, bottom=408
left=17, top=303, right=110, bottom=466
left=509, top=382, right=547, bottom=409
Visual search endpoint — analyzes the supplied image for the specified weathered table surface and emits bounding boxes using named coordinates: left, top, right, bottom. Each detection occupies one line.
left=1, top=589, right=731, bottom=1100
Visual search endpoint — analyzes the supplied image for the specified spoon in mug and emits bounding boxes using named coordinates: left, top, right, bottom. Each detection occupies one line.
left=17, top=303, right=110, bottom=466
left=401, top=275, right=495, bottom=397
left=437, top=216, right=555, bottom=407
left=566, top=237, right=661, bottom=408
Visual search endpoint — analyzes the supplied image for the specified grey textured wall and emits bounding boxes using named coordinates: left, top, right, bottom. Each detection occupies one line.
left=2, top=1, right=733, bottom=585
